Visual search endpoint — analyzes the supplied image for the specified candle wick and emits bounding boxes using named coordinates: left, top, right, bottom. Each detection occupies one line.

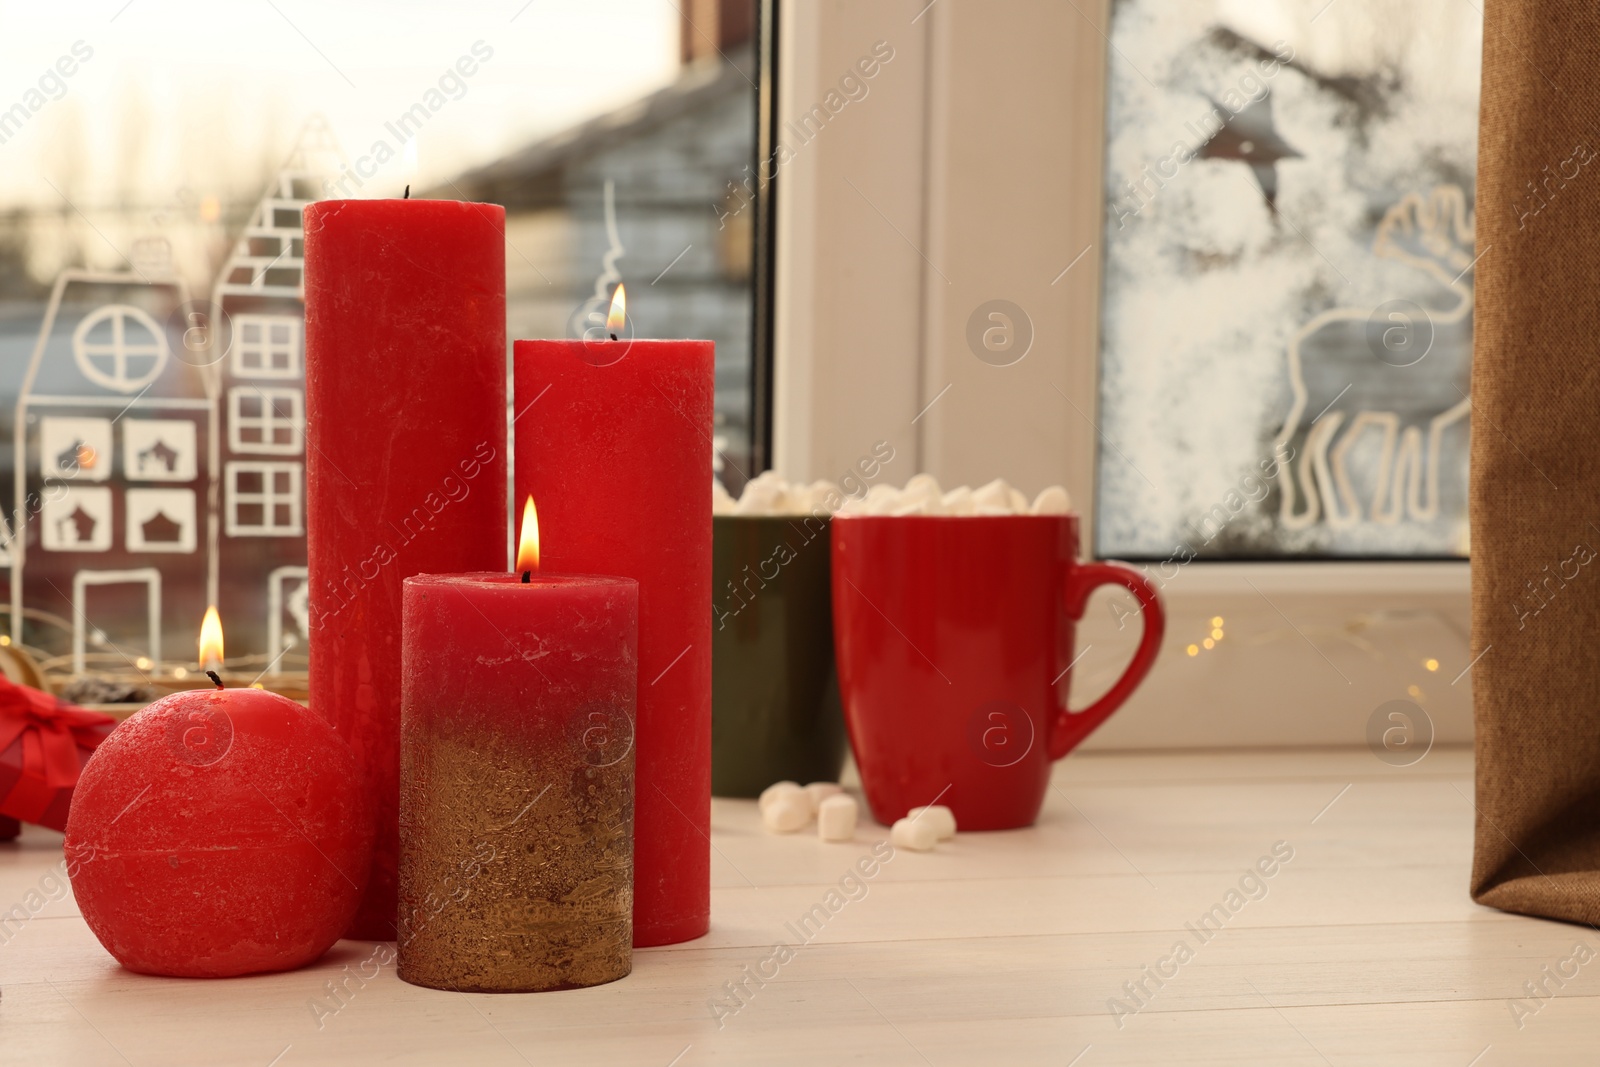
left=521, top=570, right=532, bottom=584
left=205, top=670, right=225, bottom=690
left=404, top=185, right=410, bottom=199
left=609, top=333, right=617, bottom=341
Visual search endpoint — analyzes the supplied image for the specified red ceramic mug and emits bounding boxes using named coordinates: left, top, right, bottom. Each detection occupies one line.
left=831, top=514, right=1164, bottom=830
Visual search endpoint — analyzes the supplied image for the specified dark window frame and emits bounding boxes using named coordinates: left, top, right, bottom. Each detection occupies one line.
left=747, top=0, right=780, bottom=476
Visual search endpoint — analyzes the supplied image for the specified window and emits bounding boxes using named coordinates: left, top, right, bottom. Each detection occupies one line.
left=123, top=419, right=199, bottom=482
left=40, top=487, right=114, bottom=553
left=39, top=417, right=113, bottom=482
left=228, top=387, right=305, bottom=455
left=72, top=305, right=169, bottom=394
left=226, top=462, right=303, bottom=537
left=0, top=2, right=767, bottom=684
left=447, top=0, right=765, bottom=490
left=125, top=489, right=198, bottom=554
left=1094, top=2, right=1480, bottom=560
left=231, top=315, right=301, bottom=379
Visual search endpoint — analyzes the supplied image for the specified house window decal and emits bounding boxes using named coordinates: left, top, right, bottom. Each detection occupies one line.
left=141, top=512, right=183, bottom=543
left=226, top=461, right=303, bottom=537
left=228, top=387, right=305, bottom=455
left=41, top=487, right=114, bottom=553
left=123, top=419, right=198, bottom=483
left=72, top=569, right=162, bottom=675
left=58, top=441, right=97, bottom=475
left=231, top=315, right=302, bottom=379
left=64, top=507, right=98, bottom=544
left=39, top=417, right=113, bottom=482
left=125, top=489, right=197, bottom=554
left=139, top=440, right=180, bottom=473
left=72, top=304, right=170, bottom=394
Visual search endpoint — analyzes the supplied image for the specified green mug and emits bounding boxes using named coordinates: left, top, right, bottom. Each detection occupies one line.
left=712, top=515, right=848, bottom=797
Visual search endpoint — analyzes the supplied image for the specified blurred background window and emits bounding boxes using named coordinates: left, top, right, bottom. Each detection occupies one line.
left=0, top=0, right=762, bottom=697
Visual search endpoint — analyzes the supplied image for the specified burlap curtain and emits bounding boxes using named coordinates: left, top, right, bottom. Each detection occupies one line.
left=1471, top=0, right=1600, bottom=923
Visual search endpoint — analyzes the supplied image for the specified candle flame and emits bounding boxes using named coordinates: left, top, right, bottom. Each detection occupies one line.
left=198, top=605, right=224, bottom=669
left=516, top=495, right=540, bottom=574
left=606, top=284, right=626, bottom=334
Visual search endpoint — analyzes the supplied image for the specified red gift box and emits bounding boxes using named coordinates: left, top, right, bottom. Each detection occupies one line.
left=0, top=677, right=117, bottom=832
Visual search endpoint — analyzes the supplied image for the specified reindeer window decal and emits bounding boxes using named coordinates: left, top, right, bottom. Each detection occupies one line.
left=1274, top=187, right=1474, bottom=530
left=1096, top=1, right=1479, bottom=559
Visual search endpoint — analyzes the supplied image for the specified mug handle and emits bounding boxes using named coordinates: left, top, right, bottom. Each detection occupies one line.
left=1047, top=562, right=1166, bottom=760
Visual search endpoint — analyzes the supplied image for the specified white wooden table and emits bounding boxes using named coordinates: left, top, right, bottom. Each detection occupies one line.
left=1, top=747, right=1591, bottom=1065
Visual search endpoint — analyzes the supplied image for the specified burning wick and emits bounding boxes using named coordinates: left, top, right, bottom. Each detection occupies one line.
left=206, top=670, right=224, bottom=690
left=605, top=284, right=625, bottom=344
left=515, top=495, right=540, bottom=579
left=404, top=185, right=410, bottom=199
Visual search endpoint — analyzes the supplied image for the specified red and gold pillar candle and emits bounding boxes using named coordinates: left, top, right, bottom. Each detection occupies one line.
left=397, top=502, right=637, bottom=992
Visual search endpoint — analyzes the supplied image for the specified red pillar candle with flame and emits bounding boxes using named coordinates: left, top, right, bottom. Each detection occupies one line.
left=397, top=499, right=637, bottom=992
left=305, top=198, right=509, bottom=940
left=514, top=287, right=713, bottom=946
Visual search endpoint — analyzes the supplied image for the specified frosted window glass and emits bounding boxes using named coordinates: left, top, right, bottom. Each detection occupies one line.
left=1096, top=0, right=1481, bottom=559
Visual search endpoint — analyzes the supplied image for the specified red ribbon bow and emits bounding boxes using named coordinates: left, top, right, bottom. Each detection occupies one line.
left=0, top=677, right=117, bottom=825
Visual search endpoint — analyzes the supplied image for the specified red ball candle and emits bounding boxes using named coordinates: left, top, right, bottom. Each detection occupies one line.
left=305, top=197, right=508, bottom=940
left=514, top=295, right=713, bottom=946
left=397, top=506, right=638, bottom=991
left=64, top=681, right=373, bottom=978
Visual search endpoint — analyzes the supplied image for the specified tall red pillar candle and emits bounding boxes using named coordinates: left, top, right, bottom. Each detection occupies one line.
left=305, top=198, right=508, bottom=940
left=398, top=570, right=637, bottom=992
left=514, top=329, right=713, bottom=946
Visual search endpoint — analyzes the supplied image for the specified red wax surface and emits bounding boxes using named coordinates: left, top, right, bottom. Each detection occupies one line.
left=514, top=339, right=713, bottom=946
left=64, top=688, right=373, bottom=978
left=400, top=573, right=639, bottom=739
left=305, top=198, right=508, bottom=940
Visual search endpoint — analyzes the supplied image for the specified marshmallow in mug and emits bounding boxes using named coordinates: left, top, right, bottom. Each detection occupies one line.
left=714, top=473, right=1070, bottom=518
left=712, top=471, right=843, bottom=516
left=840, top=476, right=1070, bottom=517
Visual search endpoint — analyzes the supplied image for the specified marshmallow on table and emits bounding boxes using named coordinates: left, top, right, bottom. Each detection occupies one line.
left=762, top=792, right=811, bottom=833
left=759, top=781, right=801, bottom=814
left=817, top=794, right=858, bottom=841
left=891, top=816, right=938, bottom=851
left=907, top=805, right=957, bottom=841
left=802, top=782, right=843, bottom=812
